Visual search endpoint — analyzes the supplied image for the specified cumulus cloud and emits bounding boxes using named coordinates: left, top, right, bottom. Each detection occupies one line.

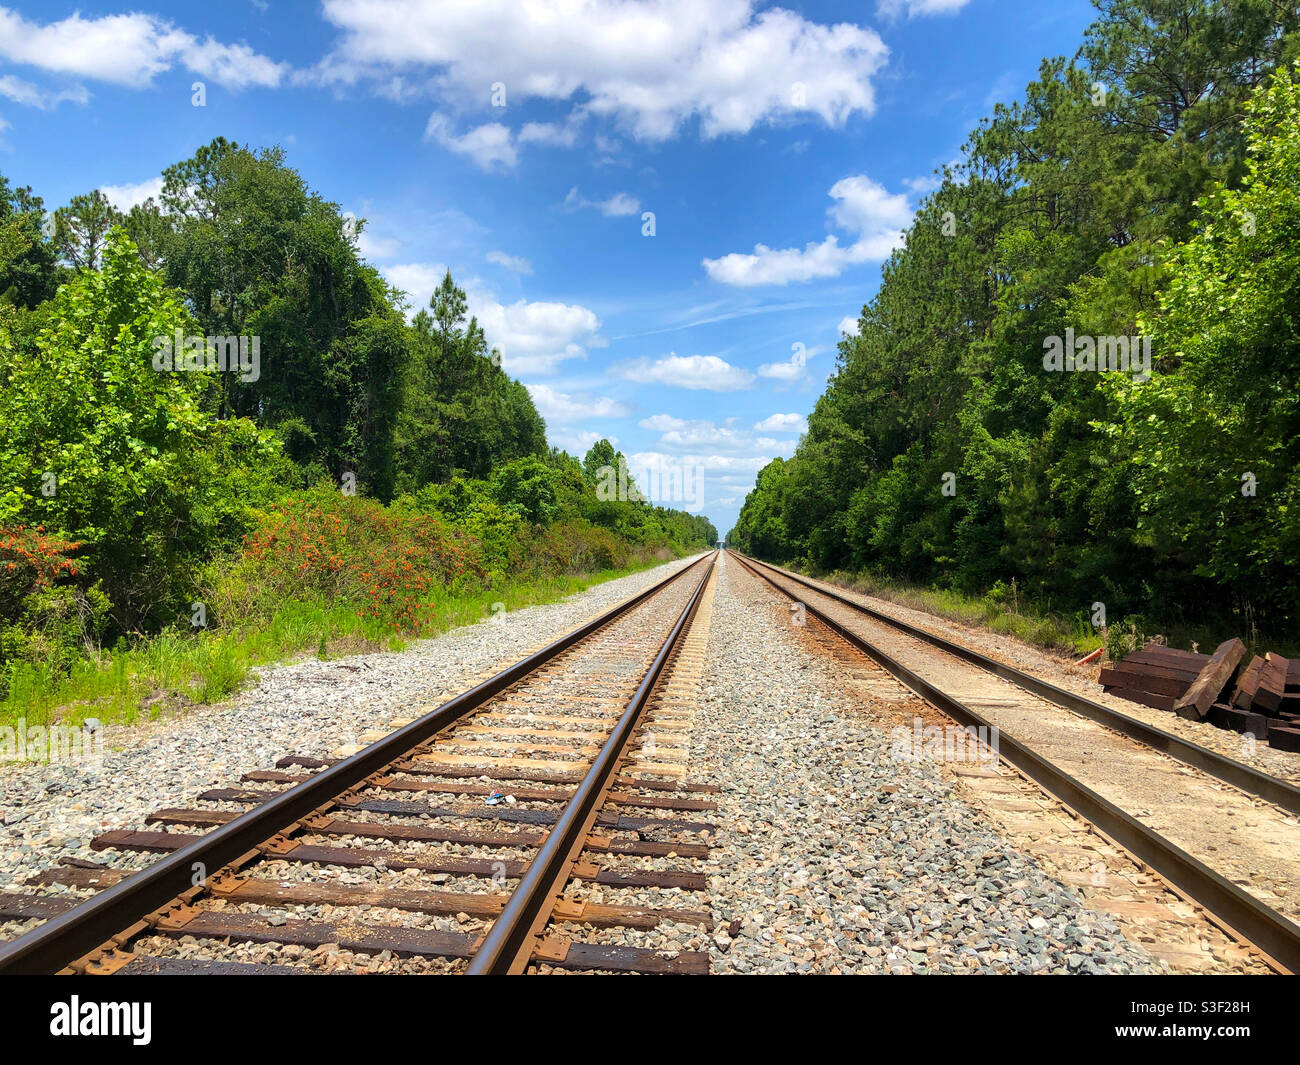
left=473, top=292, right=605, bottom=375
left=385, top=263, right=606, bottom=375
left=563, top=187, right=641, bottom=217
left=423, top=113, right=586, bottom=170
left=486, top=250, right=533, bottom=274
left=526, top=383, right=628, bottom=424
left=382, top=262, right=449, bottom=309
left=0, top=7, right=287, bottom=90
left=630, top=412, right=802, bottom=516
left=756, top=342, right=826, bottom=384
left=703, top=174, right=911, bottom=286
left=638, top=414, right=690, bottom=432
left=615, top=353, right=755, bottom=392
left=424, top=113, right=517, bottom=170
left=754, top=412, right=807, bottom=433
left=552, top=428, right=617, bottom=456
left=316, top=0, right=888, bottom=140
left=99, top=175, right=163, bottom=211
left=839, top=315, right=861, bottom=336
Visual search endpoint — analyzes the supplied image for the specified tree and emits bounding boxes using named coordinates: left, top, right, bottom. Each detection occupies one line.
left=393, top=270, right=546, bottom=489
left=53, top=189, right=122, bottom=270
left=0, top=229, right=291, bottom=632
left=1099, top=62, right=1300, bottom=622
left=0, top=172, right=60, bottom=308
left=155, top=138, right=409, bottom=496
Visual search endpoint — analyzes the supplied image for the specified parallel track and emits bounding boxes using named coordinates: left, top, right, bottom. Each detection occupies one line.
left=731, top=552, right=1300, bottom=815
left=0, top=552, right=718, bottom=975
left=730, top=550, right=1300, bottom=975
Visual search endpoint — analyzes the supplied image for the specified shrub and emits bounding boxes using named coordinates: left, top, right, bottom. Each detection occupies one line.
left=208, top=488, right=486, bottom=634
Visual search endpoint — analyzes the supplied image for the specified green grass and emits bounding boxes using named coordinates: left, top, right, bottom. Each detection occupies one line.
left=784, top=565, right=1105, bottom=658
left=781, top=562, right=1300, bottom=661
left=0, top=555, right=677, bottom=733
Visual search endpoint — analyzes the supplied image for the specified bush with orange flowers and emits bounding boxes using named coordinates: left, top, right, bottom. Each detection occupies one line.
left=208, top=488, right=486, bottom=636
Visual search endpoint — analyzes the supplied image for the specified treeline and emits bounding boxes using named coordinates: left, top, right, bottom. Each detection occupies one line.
left=730, top=0, right=1300, bottom=641
left=0, top=138, right=715, bottom=687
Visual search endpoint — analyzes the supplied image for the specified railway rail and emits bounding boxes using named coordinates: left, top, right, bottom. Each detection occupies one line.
left=729, top=550, right=1300, bottom=974
left=0, top=551, right=719, bottom=976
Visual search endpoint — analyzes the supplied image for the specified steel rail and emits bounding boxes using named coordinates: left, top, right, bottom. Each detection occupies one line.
left=730, top=550, right=1300, bottom=974
left=467, top=553, right=716, bottom=974
left=733, top=551, right=1300, bottom=818
left=0, top=553, right=713, bottom=976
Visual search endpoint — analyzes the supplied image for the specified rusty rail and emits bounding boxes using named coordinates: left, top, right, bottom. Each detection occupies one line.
left=733, top=552, right=1300, bottom=817
left=730, top=549, right=1300, bottom=974
left=0, top=553, right=713, bottom=975
left=467, top=552, right=715, bottom=973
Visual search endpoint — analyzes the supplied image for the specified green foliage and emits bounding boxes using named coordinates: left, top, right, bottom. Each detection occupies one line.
left=393, top=270, right=545, bottom=489
left=0, top=173, right=61, bottom=309
left=155, top=138, right=409, bottom=496
left=0, top=142, right=717, bottom=724
left=0, top=230, right=293, bottom=633
left=731, top=3, right=1300, bottom=642
left=1097, top=62, right=1300, bottom=619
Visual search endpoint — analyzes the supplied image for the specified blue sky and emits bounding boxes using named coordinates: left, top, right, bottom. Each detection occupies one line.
left=0, top=0, right=1098, bottom=534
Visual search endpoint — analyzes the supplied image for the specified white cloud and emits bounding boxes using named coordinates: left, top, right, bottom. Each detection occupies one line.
left=383, top=262, right=449, bottom=309
left=757, top=360, right=805, bottom=381
left=552, top=428, right=617, bottom=456
left=424, top=113, right=517, bottom=170
left=703, top=174, right=911, bottom=286
left=615, top=353, right=755, bottom=392
left=839, top=316, right=861, bottom=337
left=638, top=414, right=690, bottom=432
left=317, top=0, right=888, bottom=140
left=100, top=175, right=163, bottom=211
left=423, top=115, right=584, bottom=170
left=383, top=264, right=606, bottom=375
left=628, top=412, right=800, bottom=516
left=486, top=250, right=532, bottom=274
left=757, top=342, right=826, bottom=383
left=754, top=413, right=807, bottom=433
left=518, top=120, right=579, bottom=148
left=474, top=291, right=605, bottom=375
left=183, top=37, right=289, bottom=89
left=526, top=383, right=628, bottom=424
left=563, top=186, right=641, bottom=217
left=877, top=0, right=972, bottom=18
left=0, top=73, right=88, bottom=108
left=0, top=8, right=287, bottom=89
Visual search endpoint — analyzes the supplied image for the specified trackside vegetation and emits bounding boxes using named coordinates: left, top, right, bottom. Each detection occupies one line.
left=729, top=3, right=1300, bottom=656
left=0, top=142, right=715, bottom=728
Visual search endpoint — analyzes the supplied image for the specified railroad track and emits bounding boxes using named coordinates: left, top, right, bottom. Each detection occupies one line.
left=729, top=550, right=1300, bottom=974
left=0, top=552, right=720, bottom=976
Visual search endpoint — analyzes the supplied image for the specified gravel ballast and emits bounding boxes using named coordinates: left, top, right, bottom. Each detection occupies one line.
left=1, top=551, right=1172, bottom=974
left=0, top=555, right=703, bottom=889
left=693, top=555, right=1162, bottom=974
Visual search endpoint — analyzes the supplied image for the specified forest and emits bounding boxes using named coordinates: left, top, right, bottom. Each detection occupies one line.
left=729, top=0, right=1300, bottom=647
left=0, top=139, right=715, bottom=716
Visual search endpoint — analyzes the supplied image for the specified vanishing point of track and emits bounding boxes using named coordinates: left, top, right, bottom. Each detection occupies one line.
left=0, top=552, right=719, bottom=975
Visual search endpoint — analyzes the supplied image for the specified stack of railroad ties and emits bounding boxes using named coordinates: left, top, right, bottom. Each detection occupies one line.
left=1101, top=639, right=1300, bottom=752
